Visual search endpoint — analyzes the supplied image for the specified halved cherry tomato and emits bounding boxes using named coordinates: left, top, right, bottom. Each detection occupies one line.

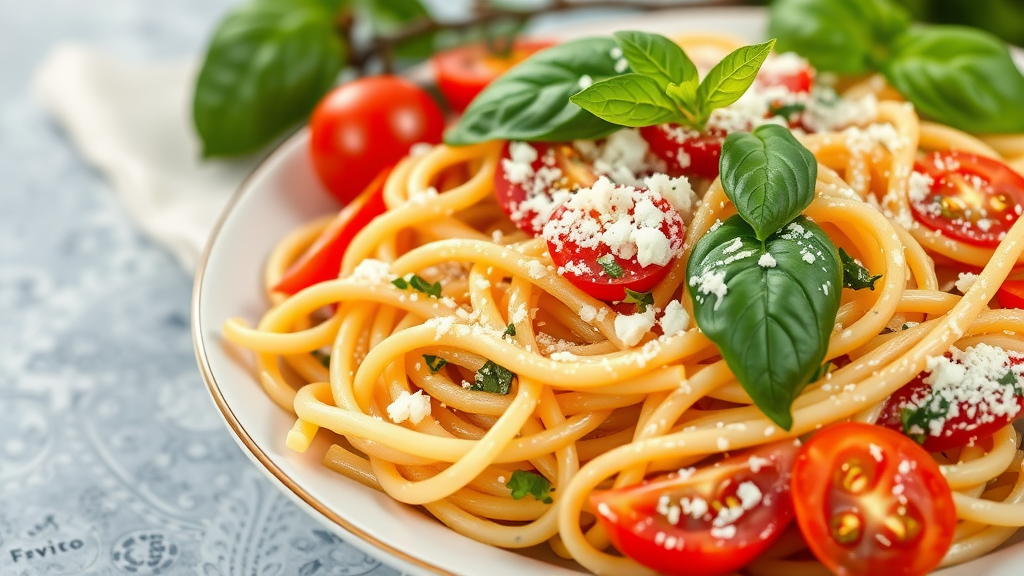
left=878, top=352, right=1024, bottom=453
left=310, top=76, right=444, bottom=205
left=273, top=167, right=391, bottom=295
left=792, top=422, right=956, bottom=576
left=433, top=40, right=556, bottom=113
left=909, top=151, right=1024, bottom=248
left=640, top=124, right=726, bottom=181
left=997, top=279, right=1024, bottom=309
left=756, top=54, right=815, bottom=94
left=493, top=141, right=597, bottom=236
left=591, top=440, right=799, bottom=576
left=543, top=182, right=686, bottom=302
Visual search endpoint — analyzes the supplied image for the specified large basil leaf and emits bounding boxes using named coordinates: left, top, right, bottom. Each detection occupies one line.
left=694, top=39, right=775, bottom=124
left=612, top=30, right=698, bottom=98
left=719, top=125, right=818, bottom=242
left=769, top=0, right=910, bottom=74
left=884, top=26, right=1024, bottom=134
left=353, top=0, right=436, bottom=59
left=444, top=37, right=624, bottom=145
left=193, top=0, right=344, bottom=157
left=687, top=216, right=842, bottom=430
left=570, top=74, right=681, bottom=127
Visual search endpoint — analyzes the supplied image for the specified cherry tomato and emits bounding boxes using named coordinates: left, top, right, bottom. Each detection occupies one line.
left=640, top=124, right=726, bottom=180
left=909, top=151, right=1024, bottom=248
left=493, top=142, right=597, bottom=236
left=877, top=353, right=1024, bottom=453
left=792, top=423, right=956, bottom=576
left=273, top=167, right=391, bottom=295
left=309, top=76, right=444, bottom=205
left=997, top=279, right=1024, bottom=309
left=591, top=441, right=798, bottom=576
left=433, top=40, right=555, bottom=113
left=756, top=55, right=815, bottom=94
left=543, top=182, right=686, bottom=302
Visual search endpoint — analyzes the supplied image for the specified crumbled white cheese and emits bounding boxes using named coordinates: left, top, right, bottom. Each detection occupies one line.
left=614, top=308, right=657, bottom=347
left=387, top=390, right=431, bottom=424
left=350, top=258, right=393, bottom=283
left=955, top=272, right=978, bottom=294
left=758, top=253, right=777, bottom=268
left=579, top=304, right=597, bottom=323
left=659, top=300, right=690, bottom=336
left=803, top=87, right=878, bottom=132
left=689, top=269, right=729, bottom=310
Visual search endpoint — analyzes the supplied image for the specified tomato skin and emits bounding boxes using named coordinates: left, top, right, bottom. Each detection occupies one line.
left=909, top=151, right=1024, bottom=248
left=792, top=423, right=956, bottom=576
left=756, top=60, right=814, bottom=94
left=273, top=167, right=391, bottom=295
left=433, top=40, right=555, bottom=113
left=877, top=355, right=1024, bottom=453
left=309, top=76, right=444, bottom=205
left=591, top=441, right=799, bottom=576
left=997, top=279, right=1024, bottom=309
left=640, top=124, right=725, bottom=180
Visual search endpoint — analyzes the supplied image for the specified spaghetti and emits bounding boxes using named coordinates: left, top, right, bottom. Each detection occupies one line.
left=223, top=33, right=1024, bottom=575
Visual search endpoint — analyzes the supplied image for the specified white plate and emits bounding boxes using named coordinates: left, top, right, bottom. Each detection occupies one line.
left=192, top=7, right=1024, bottom=575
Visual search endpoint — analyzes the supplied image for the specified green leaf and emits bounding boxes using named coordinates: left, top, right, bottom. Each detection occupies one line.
left=694, top=39, right=775, bottom=125
left=883, top=26, right=1024, bottom=134
left=666, top=82, right=697, bottom=115
left=623, top=289, right=654, bottom=313
left=353, top=0, right=435, bottom=59
left=312, top=349, right=331, bottom=368
left=193, top=0, right=344, bottom=157
left=472, top=360, right=515, bottom=394
left=612, top=31, right=699, bottom=98
left=423, top=354, right=447, bottom=373
left=769, top=102, right=806, bottom=121
left=769, top=0, right=911, bottom=74
left=445, top=37, right=625, bottom=145
left=503, top=323, right=517, bottom=337
left=687, top=216, right=842, bottom=430
left=596, top=254, right=625, bottom=279
left=506, top=470, right=554, bottom=503
left=409, top=275, right=442, bottom=298
left=719, top=125, right=818, bottom=242
left=839, top=248, right=882, bottom=290
left=570, top=74, right=683, bottom=128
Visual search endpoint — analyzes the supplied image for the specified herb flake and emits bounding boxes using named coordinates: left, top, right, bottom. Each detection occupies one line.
left=596, top=254, right=624, bottom=278
left=506, top=470, right=554, bottom=503
left=840, top=248, right=882, bottom=290
left=423, top=355, right=448, bottom=373
left=472, top=360, right=515, bottom=395
left=623, top=289, right=654, bottom=313
left=393, top=274, right=442, bottom=298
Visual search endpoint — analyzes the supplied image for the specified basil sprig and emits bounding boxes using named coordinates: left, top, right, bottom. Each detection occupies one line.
left=769, top=0, right=1024, bottom=133
left=571, top=32, right=775, bottom=132
left=444, top=37, right=626, bottom=145
left=687, top=127, right=842, bottom=430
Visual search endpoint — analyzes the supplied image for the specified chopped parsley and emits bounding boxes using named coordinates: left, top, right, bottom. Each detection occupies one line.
left=311, top=349, right=331, bottom=368
left=392, top=274, right=442, bottom=298
left=768, top=102, right=806, bottom=121
left=596, top=254, right=624, bottom=278
left=423, top=354, right=448, bottom=373
left=839, top=248, right=882, bottom=291
left=506, top=470, right=553, bottom=503
left=623, top=288, right=654, bottom=313
left=503, top=323, right=516, bottom=338
left=472, top=360, right=515, bottom=394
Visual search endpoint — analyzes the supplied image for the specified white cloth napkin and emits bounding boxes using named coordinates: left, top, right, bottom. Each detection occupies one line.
left=33, top=43, right=260, bottom=271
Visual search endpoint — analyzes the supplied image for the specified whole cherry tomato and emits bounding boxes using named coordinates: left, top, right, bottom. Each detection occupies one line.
left=433, top=40, right=556, bottom=113
left=909, top=151, right=1024, bottom=248
left=591, top=440, right=799, bottom=576
left=309, top=76, right=444, bottom=204
left=791, top=422, right=957, bottom=576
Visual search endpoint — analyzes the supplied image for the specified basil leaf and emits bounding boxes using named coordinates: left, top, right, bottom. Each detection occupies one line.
left=839, top=247, right=882, bottom=290
left=884, top=26, right=1024, bottom=134
left=391, top=277, right=409, bottom=290
left=353, top=0, right=435, bottom=59
left=472, top=360, right=515, bottom=394
left=503, top=323, right=517, bottom=337
left=769, top=0, right=910, bottom=74
left=506, top=470, right=553, bottom=503
left=570, top=74, right=682, bottom=128
left=719, top=125, right=817, bottom=242
left=193, top=0, right=344, bottom=157
left=612, top=31, right=698, bottom=97
left=445, top=37, right=624, bottom=145
left=409, top=274, right=442, bottom=298
left=694, top=39, right=775, bottom=124
left=687, top=216, right=842, bottom=430
left=623, top=289, right=654, bottom=313
left=596, top=254, right=624, bottom=278
left=423, top=355, right=447, bottom=373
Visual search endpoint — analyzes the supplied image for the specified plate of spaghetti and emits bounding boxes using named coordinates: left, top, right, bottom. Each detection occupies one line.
left=193, top=3, right=1024, bottom=575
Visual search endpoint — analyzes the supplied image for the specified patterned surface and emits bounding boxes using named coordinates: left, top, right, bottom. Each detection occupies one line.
left=0, top=0, right=402, bottom=573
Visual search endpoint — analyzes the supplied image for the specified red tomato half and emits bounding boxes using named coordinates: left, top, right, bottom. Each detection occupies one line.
left=591, top=441, right=799, bottom=576
left=273, top=167, right=391, bottom=295
left=909, top=151, right=1024, bottom=248
left=997, top=279, right=1024, bottom=309
left=309, top=76, right=444, bottom=205
left=792, top=423, right=956, bottom=576
left=433, top=40, right=556, bottom=113
left=493, top=142, right=597, bottom=236
left=640, top=124, right=726, bottom=181
left=756, top=55, right=815, bottom=94
left=877, top=353, right=1024, bottom=453
left=543, top=182, right=686, bottom=302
